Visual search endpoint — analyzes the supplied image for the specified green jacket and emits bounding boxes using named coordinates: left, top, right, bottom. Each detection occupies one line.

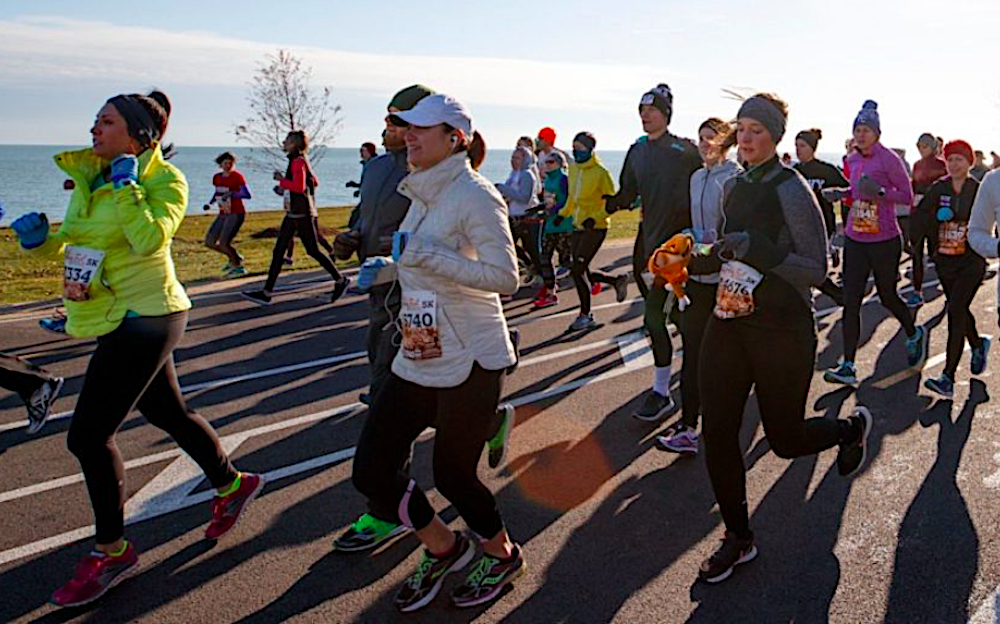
left=27, top=144, right=192, bottom=338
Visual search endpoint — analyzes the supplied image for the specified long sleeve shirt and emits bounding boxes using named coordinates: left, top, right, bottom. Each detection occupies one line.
left=844, top=143, right=914, bottom=243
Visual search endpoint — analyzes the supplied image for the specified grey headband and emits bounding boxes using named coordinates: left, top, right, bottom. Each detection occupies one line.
left=108, top=95, right=160, bottom=148
left=737, top=96, right=786, bottom=143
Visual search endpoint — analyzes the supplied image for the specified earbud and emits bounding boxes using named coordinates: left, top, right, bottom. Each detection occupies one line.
left=451, top=135, right=459, bottom=145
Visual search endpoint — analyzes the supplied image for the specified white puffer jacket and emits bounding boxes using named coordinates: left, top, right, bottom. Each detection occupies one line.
left=391, top=153, right=518, bottom=388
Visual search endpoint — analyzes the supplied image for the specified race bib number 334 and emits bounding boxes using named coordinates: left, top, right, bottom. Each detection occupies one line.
left=401, top=290, right=442, bottom=360
left=63, top=246, right=105, bottom=302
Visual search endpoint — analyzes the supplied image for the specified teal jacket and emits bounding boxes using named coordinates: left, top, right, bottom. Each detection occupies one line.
left=543, top=169, right=572, bottom=234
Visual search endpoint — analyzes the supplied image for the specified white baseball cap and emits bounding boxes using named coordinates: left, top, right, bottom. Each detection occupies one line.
left=390, top=93, right=474, bottom=137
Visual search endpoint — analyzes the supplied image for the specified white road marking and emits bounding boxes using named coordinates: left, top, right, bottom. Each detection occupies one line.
left=617, top=331, right=656, bottom=370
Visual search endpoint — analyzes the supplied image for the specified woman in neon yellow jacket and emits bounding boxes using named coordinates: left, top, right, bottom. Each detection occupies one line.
left=11, top=91, right=262, bottom=609
left=554, top=131, right=629, bottom=332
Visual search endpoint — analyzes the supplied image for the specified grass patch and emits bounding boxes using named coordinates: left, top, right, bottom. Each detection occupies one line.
left=0, top=205, right=641, bottom=306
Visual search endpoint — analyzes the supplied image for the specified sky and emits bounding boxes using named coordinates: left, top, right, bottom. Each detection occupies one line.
left=2, top=0, right=1000, bottom=156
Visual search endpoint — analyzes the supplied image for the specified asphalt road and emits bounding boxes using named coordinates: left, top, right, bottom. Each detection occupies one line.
left=2, top=242, right=1000, bottom=624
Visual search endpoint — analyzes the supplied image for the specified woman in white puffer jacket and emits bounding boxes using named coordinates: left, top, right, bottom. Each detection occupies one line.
left=351, top=93, right=525, bottom=614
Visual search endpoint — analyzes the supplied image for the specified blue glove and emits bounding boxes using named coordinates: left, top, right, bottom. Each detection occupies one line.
left=110, top=155, right=139, bottom=189
left=392, top=231, right=410, bottom=262
left=11, top=212, right=49, bottom=249
left=0, top=197, right=5, bottom=221
left=357, top=256, right=392, bottom=292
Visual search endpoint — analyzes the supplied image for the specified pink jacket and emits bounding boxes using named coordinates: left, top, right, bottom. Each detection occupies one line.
left=845, top=143, right=914, bottom=243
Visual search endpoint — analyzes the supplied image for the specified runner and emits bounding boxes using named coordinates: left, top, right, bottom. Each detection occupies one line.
left=908, top=133, right=948, bottom=307
left=656, top=117, right=740, bottom=455
left=692, top=93, right=872, bottom=584
left=497, top=146, right=542, bottom=289
left=793, top=128, right=849, bottom=306
left=11, top=90, right=263, bottom=607
left=972, top=150, right=990, bottom=182
left=242, top=130, right=349, bottom=305
left=348, top=93, right=525, bottom=612
left=0, top=352, right=65, bottom=434
left=534, top=150, right=571, bottom=308
left=912, top=140, right=989, bottom=397
left=554, top=131, right=629, bottom=331
left=824, top=101, right=928, bottom=386
left=535, top=126, right=572, bottom=278
left=203, top=151, right=250, bottom=277
left=604, top=83, right=702, bottom=420
left=345, top=141, right=378, bottom=197
left=970, top=154, right=1000, bottom=317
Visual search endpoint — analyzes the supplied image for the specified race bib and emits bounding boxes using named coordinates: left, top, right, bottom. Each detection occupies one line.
left=63, top=246, right=105, bottom=302
left=215, top=185, right=232, bottom=213
left=937, top=222, right=968, bottom=256
left=852, top=201, right=880, bottom=234
left=714, top=261, right=763, bottom=319
left=400, top=291, right=442, bottom=360
left=282, top=189, right=292, bottom=212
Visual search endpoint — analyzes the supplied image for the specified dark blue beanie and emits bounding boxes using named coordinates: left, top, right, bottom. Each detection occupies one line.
left=853, top=100, right=880, bottom=135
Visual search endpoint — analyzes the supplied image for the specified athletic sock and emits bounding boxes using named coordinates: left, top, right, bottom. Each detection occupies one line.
left=653, top=366, right=672, bottom=397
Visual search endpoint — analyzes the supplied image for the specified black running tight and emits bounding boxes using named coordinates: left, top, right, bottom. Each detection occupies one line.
left=938, top=261, right=986, bottom=377
left=842, top=236, right=915, bottom=362
left=571, top=229, right=616, bottom=315
left=68, top=312, right=237, bottom=544
left=266, top=216, right=341, bottom=291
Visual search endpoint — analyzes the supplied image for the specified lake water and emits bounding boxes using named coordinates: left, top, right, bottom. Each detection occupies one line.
left=0, top=144, right=844, bottom=226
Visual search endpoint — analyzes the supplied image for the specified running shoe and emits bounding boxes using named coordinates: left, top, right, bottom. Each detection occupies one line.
left=905, top=325, right=929, bottom=368
left=985, top=269, right=998, bottom=282
left=333, top=513, right=409, bottom=552
left=487, top=403, right=515, bottom=469
left=39, top=316, right=67, bottom=334
left=26, top=376, right=65, bottom=435
left=972, top=337, right=991, bottom=375
left=330, top=278, right=350, bottom=304
left=452, top=545, right=526, bottom=608
left=359, top=392, right=371, bottom=406
left=241, top=290, right=273, bottom=306
left=556, top=267, right=570, bottom=279
left=51, top=542, right=139, bottom=607
left=394, top=532, right=475, bottom=613
left=924, top=374, right=955, bottom=399
left=533, top=287, right=558, bottom=309
left=633, top=391, right=676, bottom=422
left=529, top=275, right=544, bottom=288
left=283, top=256, right=294, bottom=266
left=655, top=425, right=699, bottom=455
left=836, top=406, right=873, bottom=477
left=698, top=531, right=757, bottom=584
left=614, top=274, right=629, bottom=303
left=225, top=265, right=247, bottom=278
left=568, top=313, right=597, bottom=332
left=824, top=361, right=858, bottom=386
left=204, top=473, right=265, bottom=540
left=903, top=291, right=924, bottom=308
left=590, top=282, right=606, bottom=296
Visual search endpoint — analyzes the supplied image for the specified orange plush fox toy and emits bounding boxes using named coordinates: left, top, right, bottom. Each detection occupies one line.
left=648, top=232, right=695, bottom=310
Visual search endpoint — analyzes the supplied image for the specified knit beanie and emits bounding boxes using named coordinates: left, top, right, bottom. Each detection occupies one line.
left=573, top=131, right=597, bottom=151
left=944, top=140, right=974, bottom=165
left=639, top=84, right=673, bottom=122
left=388, top=84, right=435, bottom=112
left=796, top=129, right=822, bottom=151
left=537, top=127, right=557, bottom=145
left=853, top=100, right=881, bottom=135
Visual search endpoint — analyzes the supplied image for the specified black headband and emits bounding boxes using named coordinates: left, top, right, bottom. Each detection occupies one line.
left=108, top=95, right=160, bottom=149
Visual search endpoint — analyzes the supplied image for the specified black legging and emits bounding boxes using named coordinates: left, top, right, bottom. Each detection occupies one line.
left=540, top=232, right=571, bottom=288
left=700, top=317, right=841, bottom=538
left=0, top=352, right=55, bottom=399
left=511, top=217, right=543, bottom=281
left=286, top=216, right=334, bottom=258
left=571, top=229, right=616, bottom=315
left=937, top=260, right=986, bottom=377
left=633, top=225, right=649, bottom=299
left=67, top=312, right=237, bottom=543
left=678, top=280, right=716, bottom=428
left=352, top=365, right=505, bottom=539
left=842, top=236, right=916, bottom=362
left=266, top=215, right=342, bottom=291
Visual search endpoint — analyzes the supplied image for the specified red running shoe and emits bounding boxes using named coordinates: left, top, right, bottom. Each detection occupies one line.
left=51, top=543, right=139, bottom=608
left=204, top=473, right=265, bottom=540
left=533, top=287, right=558, bottom=309
left=590, top=282, right=606, bottom=296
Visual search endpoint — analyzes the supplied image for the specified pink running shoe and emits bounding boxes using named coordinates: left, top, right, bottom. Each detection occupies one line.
left=51, top=543, right=139, bottom=608
left=204, top=473, right=265, bottom=540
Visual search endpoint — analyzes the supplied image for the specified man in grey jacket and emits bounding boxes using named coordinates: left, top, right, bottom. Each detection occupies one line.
left=335, top=84, right=434, bottom=406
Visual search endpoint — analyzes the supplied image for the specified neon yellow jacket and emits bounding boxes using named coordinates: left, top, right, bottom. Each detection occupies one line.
left=559, top=154, right=616, bottom=230
left=26, top=144, right=192, bottom=338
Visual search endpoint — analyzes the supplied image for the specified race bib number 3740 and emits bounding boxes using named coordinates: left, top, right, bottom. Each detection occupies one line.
left=401, top=290, right=442, bottom=360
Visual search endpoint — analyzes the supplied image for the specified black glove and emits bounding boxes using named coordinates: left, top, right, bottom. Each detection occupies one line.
left=821, top=187, right=850, bottom=203
left=583, top=218, right=596, bottom=231
left=856, top=175, right=884, bottom=201
left=717, top=232, right=750, bottom=261
left=273, top=185, right=283, bottom=196
left=345, top=180, right=360, bottom=189
left=603, top=194, right=619, bottom=215
left=553, top=215, right=565, bottom=227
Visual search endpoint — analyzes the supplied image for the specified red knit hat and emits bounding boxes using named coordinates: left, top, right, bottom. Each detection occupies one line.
left=537, top=127, right=557, bottom=145
left=944, top=140, right=974, bottom=165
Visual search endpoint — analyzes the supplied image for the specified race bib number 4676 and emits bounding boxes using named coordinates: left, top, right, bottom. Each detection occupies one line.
left=714, top=261, right=763, bottom=320
left=401, top=290, right=442, bottom=360
left=63, top=246, right=105, bottom=302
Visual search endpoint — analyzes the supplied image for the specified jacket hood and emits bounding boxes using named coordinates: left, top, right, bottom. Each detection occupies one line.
left=514, top=146, right=535, bottom=171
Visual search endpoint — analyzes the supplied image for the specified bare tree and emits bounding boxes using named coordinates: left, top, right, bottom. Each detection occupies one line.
left=235, top=49, right=343, bottom=172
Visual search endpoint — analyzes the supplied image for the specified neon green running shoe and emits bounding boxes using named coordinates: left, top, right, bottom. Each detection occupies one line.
left=487, top=403, right=515, bottom=469
left=334, top=513, right=409, bottom=552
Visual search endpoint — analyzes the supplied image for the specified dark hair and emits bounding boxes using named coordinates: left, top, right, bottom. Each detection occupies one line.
left=215, top=151, right=236, bottom=165
left=286, top=130, right=309, bottom=154
left=443, top=125, right=486, bottom=170
left=361, top=142, right=377, bottom=156
left=805, top=128, right=823, bottom=141
left=699, top=117, right=737, bottom=150
left=107, top=89, right=173, bottom=156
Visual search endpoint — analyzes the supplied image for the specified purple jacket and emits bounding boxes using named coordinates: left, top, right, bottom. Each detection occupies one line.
left=845, top=143, right=914, bottom=243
